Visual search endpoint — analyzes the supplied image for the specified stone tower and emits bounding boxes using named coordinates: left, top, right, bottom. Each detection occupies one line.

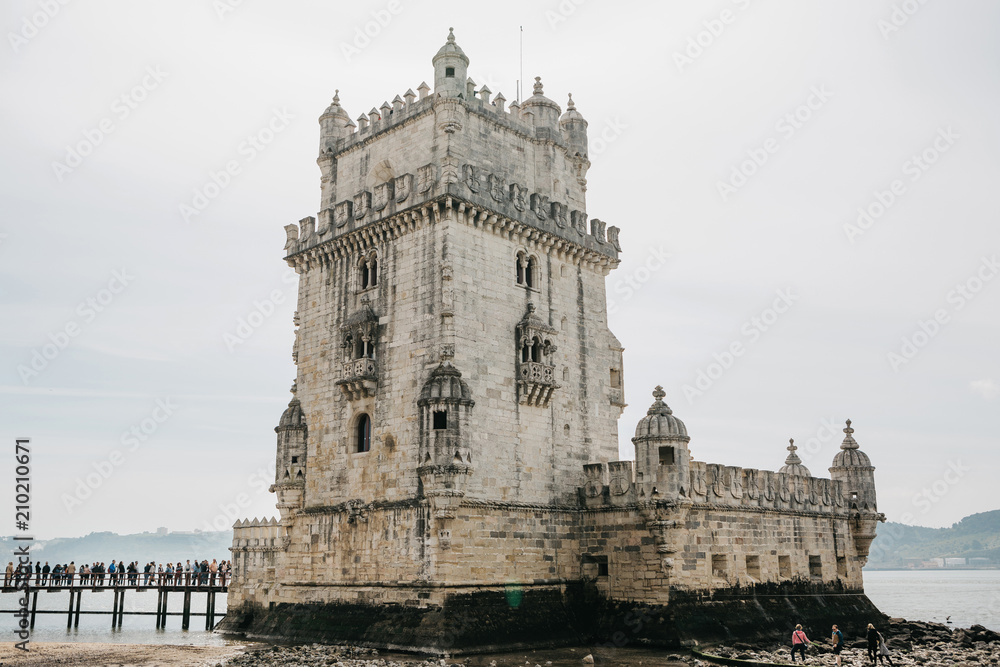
left=224, top=29, right=887, bottom=651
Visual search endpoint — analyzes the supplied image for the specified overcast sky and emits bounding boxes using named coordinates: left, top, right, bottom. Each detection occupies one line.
left=1, top=1, right=997, bottom=540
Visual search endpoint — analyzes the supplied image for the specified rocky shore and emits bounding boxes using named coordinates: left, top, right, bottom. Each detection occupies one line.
left=213, top=620, right=1000, bottom=667
left=702, top=618, right=1000, bottom=665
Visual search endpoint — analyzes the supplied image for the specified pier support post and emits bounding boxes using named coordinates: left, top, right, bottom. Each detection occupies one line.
left=111, top=590, right=119, bottom=629
left=117, top=589, right=125, bottom=627
left=66, top=589, right=74, bottom=629
left=182, top=590, right=192, bottom=630
left=160, top=590, right=168, bottom=629
left=204, top=591, right=214, bottom=630
left=29, top=589, right=38, bottom=629
left=155, top=590, right=162, bottom=629
left=74, top=589, right=82, bottom=628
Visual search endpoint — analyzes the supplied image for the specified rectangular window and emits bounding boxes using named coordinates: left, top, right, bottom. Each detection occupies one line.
left=432, top=410, right=448, bottom=430
left=746, top=555, right=761, bottom=580
left=837, top=556, right=847, bottom=578
left=581, top=554, right=608, bottom=579
left=778, top=555, right=791, bottom=579
left=610, top=368, right=621, bottom=388
left=659, top=446, right=675, bottom=465
left=290, top=456, right=298, bottom=464
left=445, top=67, right=455, bottom=77
left=712, top=554, right=727, bottom=578
left=809, top=555, right=823, bottom=580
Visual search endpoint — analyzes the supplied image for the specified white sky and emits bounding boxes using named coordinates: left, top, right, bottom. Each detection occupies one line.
left=1, top=1, right=997, bottom=539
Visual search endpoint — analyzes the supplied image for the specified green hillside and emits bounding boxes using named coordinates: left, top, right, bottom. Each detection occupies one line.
left=868, top=509, right=1000, bottom=567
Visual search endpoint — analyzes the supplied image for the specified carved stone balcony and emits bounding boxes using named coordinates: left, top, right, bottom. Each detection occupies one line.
left=336, top=358, right=377, bottom=400
left=517, top=361, right=557, bottom=407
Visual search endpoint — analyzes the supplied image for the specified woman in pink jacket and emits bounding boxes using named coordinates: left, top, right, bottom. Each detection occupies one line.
left=791, top=624, right=811, bottom=662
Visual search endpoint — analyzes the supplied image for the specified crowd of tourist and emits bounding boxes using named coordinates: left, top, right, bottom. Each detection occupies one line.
left=3, top=558, right=231, bottom=587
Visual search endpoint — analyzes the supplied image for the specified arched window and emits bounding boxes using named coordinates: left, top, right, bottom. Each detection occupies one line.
left=525, top=256, right=536, bottom=288
left=516, top=252, right=526, bottom=285
left=356, top=414, right=371, bottom=453
left=530, top=337, right=541, bottom=362
left=359, top=253, right=378, bottom=290
left=521, top=341, right=530, bottom=362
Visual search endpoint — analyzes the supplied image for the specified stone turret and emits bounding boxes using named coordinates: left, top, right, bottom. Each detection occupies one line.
left=270, top=385, right=307, bottom=528
left=829, top=419, right=883, bottom=563
left=778, top=438, right=811, bottom=476
left=432, top=28, right=469, bottom=98
left=318, top=90, right=352, bottom=153
left=520, top=76, right=561, bottom=130
left=632, top=386, right=691, bottom=499
left=559, top=93, right=589, bottom=159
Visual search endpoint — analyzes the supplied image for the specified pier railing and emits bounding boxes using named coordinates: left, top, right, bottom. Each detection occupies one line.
left=1, top=571, right=228, bottom=630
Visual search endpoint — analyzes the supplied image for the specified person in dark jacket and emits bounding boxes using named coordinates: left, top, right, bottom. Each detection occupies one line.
left=867, top=623, right=879, bottom=663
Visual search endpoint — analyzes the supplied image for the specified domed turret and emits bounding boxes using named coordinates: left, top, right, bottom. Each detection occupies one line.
left=318, top=90, right=353, bottom=153
left=829, top=419, right=877, bottom=510
left=830, top=419, right=873, bottom=468
left=632, top=386, right=691, bottom=498
left=829, top=419, right=883, bottom=564
left=633, top=386, right=689, bottom=443
left=520, top=76, right=561, bottom=128
left=559, top=93, right=589, bottom=159
left=778, top=438, right=811, bottom=476
left=273, top=385, right=308, bottom=525
left=432, top=28, right=469, bottom=98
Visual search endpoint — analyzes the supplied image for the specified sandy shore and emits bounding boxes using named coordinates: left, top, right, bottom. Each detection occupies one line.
left=0, top=641, right=250, bottom=666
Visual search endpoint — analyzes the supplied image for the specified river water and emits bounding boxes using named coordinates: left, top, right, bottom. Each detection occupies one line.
left=5, top=570, right=998, bottom=645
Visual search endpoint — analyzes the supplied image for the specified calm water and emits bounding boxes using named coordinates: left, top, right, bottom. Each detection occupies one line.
left=3, top=587, right=229, bottom=645
left=4, top=570, right=997, bottom=645
left=864, top=569, right=1000, bottom=630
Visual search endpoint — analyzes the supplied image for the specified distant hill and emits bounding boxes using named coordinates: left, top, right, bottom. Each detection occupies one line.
left=868, top=509, right=1000, bottom=567
left=0, top=530, right=232, bottom=568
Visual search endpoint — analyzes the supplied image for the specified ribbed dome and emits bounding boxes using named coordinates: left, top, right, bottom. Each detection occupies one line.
left=559, top=93, right=586, bottom=125
left=778, top=438, right=811, bottom=476
left=277, top=397, right=305, bottom=430
left=320, top=90, right=350, bottom=122
left=830, top=419, right=873, bottom=468
left=433, top=27, right=469, bottom=64
left=521, top=76, right=560, bottom=112
left=418, top=361, right=474, bottom=406
left=632, top=386, right=689, bottom=441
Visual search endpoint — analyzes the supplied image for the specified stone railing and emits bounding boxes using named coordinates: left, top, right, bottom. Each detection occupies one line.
left=337, top=357, right=377, bottom=400
left=517, top=361, right=557, bottom=408
left=687, top=462, right=846, bottom=514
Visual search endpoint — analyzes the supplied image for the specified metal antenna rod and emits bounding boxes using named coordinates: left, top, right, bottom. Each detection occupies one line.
left=519, top=25, right=523, bottom=102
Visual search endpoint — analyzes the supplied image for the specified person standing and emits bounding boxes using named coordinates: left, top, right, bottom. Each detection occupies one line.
left=66, top=562, right=76, bottom=587
left=34, top=561, right=41, bottom=585
left=4, top=561, right=12, bottom=588
left=831, top=624, right=844, bottom=667
left=866, top=623, right=879, bottom=663
left=41, top=561, right=50, bottom=586
left=791, top=623, right=811, bottom=662
left=875, top=627, right=894, bottom=666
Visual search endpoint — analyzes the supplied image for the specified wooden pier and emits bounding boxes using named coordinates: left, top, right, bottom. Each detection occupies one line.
left=2, top=573, right=228, bottom=630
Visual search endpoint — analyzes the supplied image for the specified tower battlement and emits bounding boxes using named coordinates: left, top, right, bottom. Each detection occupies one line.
left=288, top=29, right=617, bottom=262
